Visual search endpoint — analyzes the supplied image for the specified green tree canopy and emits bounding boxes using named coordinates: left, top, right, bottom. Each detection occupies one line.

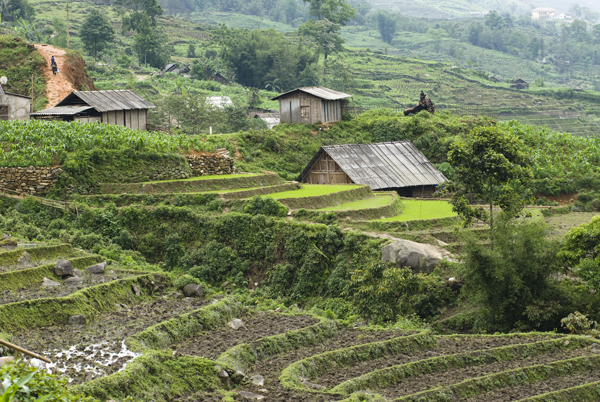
left=301, top=0, right=356, bottom=25
left=375, top=11, right=398, bottom=45
left=221, top=28, right=317, bottom=90
left=2, top=0, right=35, bottom=22
left=558, top=215, right=600, bottom=290
left=79, top=9, right=115, bottom=67
left=132, top=13, right=170, bottom=68
left=115, top=0, right=163, bottom=31
left=447, top=125, right=533, bottom=246
left=298, top=18, right=344, bottom=59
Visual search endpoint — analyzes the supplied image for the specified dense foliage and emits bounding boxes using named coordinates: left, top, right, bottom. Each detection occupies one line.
left=0, top=121, right=211, bottom=166
left=0, top=362, right=93, bottom=402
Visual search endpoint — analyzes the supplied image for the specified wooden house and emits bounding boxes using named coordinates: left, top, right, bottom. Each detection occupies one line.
left=30, top=90, right=155, bottom=131
left=297, top=141, right=447, bottom=197
left=510, top=79, right=529, bottom=90
left=272, top=87, right=352, bottom=124
left=0, top=84, right=31, bottom=120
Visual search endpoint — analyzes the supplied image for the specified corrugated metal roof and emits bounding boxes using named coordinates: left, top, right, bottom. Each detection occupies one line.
left=271, top=87, right=352, bottom=101
left=56, top=90, right=155, bottom=112
left=30, top=106, right=95, bottom=116
left=296, top=141, right=447, bottom=190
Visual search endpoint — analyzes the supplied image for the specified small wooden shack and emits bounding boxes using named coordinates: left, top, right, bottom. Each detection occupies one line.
left=30, top=90, right=155, bottom=131
left=0, top=84, right=31, bottom=120
left=297, top=141, right=447, bottom=197
left=510, top=79, right=529, bottom=90
left=272, top=87, right=351, bottom=124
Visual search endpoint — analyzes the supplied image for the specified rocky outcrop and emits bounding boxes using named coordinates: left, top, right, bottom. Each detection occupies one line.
left=54, top=259, right=73, bottom=276
left=0, top=166, right=62, bottom=196
left=381, top=239, right=453, bottom=274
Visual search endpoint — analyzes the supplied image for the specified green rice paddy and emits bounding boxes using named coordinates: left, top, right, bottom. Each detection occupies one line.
left=265, top=184, right=363, bottom=199
left=317, top=195, right=392, bottom=211
left=143, top=173, right=259, bottom=184
left=379, top=199, right=456, bottom=221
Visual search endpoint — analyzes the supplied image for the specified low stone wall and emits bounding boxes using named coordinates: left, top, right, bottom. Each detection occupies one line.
left=0, top=166, right=63, bottom=196
left=186, top=154, right=235, bottom=176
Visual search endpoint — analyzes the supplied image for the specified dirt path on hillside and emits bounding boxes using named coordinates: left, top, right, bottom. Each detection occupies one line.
left=34, top=44, right=76, bottom=108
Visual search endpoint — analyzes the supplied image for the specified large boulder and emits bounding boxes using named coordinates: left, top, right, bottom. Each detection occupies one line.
left=17, top=252, right=31, bottom=268
left=182, top=283, right=203, bottom=298
left=86, top=261, right=107, bottom=274
left=54, top=259, right=73, bottom=276
left=381, top=239, right=452, bottom=274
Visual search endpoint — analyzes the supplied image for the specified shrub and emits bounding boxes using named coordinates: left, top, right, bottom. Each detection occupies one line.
left=460, top=215, right=564, bottom=332
left=243, top=196, right=288, bottom=217
left=173, top=274, right=200, bottom=290
left=0, top=361, right=94, bottom=401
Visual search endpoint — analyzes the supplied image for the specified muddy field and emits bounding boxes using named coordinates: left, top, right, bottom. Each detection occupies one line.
left=175, top=311, right=320, bottom=360
left=11, top=293, right=207, bottom=384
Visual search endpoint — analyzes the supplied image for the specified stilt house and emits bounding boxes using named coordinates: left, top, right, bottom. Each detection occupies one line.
left=297, top=141, right=447, bottom=197
left=30, top=90, right=155, bottom=131
left=272, top=87, right=351, bottom=124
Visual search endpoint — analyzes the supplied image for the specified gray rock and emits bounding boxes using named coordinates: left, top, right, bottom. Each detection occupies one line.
left=214, top=365, right=229, bottom=378
left=132, top=284, right=141, bottom=296
left=381, top=239, right=453, bottom=274
left=299, top=377, right=325, bottom=390
left=73, top=269, right=83, bottom=277
left=42, top=277, right=60, bottom=287
left=68, top=315, right=86, bottom=325
left=17, top=252, right=31, bottom=267
left=0, top=356, right=15, bottom=368
left=251, top=375, right=264, bottom=386
left=54, top=259, right=73, bottom=277
left=592, top=343, right=600, bottom=351
left=183, top=283, right=203, bottom=298
left=237, top=391, right=265, bottom=400
left=85, top=261, right=107, bottom=274
left=228, top=318, right=246, bottom=330
left=64, top=277, right=83, bottom=287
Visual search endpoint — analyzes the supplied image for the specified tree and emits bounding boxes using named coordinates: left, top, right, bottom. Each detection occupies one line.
left=558, top=216, right=600, bottom=290
left=79, top=9, right=115, bottom=68
left=485, top=10, right=505, bottom=30
left=467, top=22, right=483, bottom=46
left=593, top=24, right=600, bottom=44
left=115, top=0, right=163, bottom=31
left=132, top=13, right=170, bottom=68
left=301, top=0, right=356, bottom=26
left=298, top=18, right=344, bottom=59
left=187, top=43, right=196, bottom=58
left=375, top=11, right=397, bottom=45
left=527, top=36, right=540, bottom=59
left=2, top=0, right=35, bottom=22
left=460, top=217, right=563, bottom=332
left=447, top=126, right=533, bottom=247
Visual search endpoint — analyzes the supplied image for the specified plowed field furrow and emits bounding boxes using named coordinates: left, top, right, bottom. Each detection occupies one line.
left=0, top=271, right=136, bottom=305
left=380, top=347, right=598, bottom=399
left=175, top=311, right=319, bottom=360
left=465, top=371, right=600, bottom=402
left=11, top=295, right=207, bottom=384
left=226, top=329, right=406, bottom=402
left=315, top=335, right=561, bottom=389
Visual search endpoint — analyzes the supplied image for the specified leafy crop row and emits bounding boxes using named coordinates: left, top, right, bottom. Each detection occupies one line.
left=0, top=120, right=213, bottom=167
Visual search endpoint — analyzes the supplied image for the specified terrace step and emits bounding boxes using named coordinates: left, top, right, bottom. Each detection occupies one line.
left=333, top=336, right=591, bottom=399
left=294, top=192, right=404, bottom=221
left=0, top=243, right=76, bottom=273
left=98, top=172, right=282, bottom=194
left=269, top=184, right=373, bottom=210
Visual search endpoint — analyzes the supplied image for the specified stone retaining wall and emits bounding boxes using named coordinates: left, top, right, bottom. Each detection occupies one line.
left=0, top=166, right=63, bottom=196
left=186, top=154, right=235, bottom=176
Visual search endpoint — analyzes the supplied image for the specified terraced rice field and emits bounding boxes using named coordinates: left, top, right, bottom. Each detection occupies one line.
left=3, top=241, right=600, bottom=401
left=379, top=199, right=456, bottom=221
left=265, top=184, right=363, bottom=199
left=317, top=194, right=393, bottom=211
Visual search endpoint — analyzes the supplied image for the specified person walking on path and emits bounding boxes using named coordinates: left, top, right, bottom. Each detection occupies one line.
left=50, top=56, right=58, bottom=75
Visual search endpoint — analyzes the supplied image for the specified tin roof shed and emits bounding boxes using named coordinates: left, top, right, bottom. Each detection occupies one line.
left=297, top=141, right=447, bottom=191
